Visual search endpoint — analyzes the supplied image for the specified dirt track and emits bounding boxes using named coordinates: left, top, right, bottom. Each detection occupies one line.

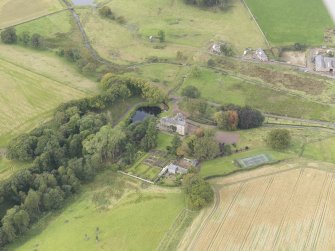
left=180, top=161, right=335, bottom=251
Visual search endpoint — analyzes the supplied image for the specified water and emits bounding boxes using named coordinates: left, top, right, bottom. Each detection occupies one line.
left=72, top=0, right=96, bottom=6
left=130, top=106, right=162, bottom=123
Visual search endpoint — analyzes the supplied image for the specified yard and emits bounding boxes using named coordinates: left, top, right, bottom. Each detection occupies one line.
left=245, top=0, right=334, bottom=45
left=6, top=171, right=185, bottom=251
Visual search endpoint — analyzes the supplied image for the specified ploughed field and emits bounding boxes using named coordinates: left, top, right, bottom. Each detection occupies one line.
left=185, top=162, right=335, bottom=251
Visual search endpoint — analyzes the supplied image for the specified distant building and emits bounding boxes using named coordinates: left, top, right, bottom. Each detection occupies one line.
left=254, top=48, right=268, bottom=61
left=315, top=55, right=335, bottom=72
left=159, top=113, right=187, bottom=135
left=158, top=163, right=188, bottom=177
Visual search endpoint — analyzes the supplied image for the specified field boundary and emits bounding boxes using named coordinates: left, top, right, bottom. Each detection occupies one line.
left=239, top=0, right=271, bottom=48
left=0, top=9, right=69, bottom=30
left=117, top=171, right=154, bottom=184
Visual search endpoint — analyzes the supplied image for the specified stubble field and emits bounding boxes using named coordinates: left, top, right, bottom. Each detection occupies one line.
left=183, top=162, right=335, bottom=251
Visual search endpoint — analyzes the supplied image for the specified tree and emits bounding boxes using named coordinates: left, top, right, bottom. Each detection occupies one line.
left=183, top=174, right=213, bottom=210
left=0, top=27, right=17, bottom=44
left=238, top=107, right=264, bottom=129
left=31, top=33, right=44, bottom=48
left=193, top=136, right=219, bottom=160
left=158, top=30, right=165, bottom=43
left=168, top=135, right=182, bottom=155
left=140, top=118, right=158, bottom=151
left=98, top=6, right=114, bottom=18
left=23, top=190, right=40, bottom=218
left=220, top=43, right=234, bottom=56
left=267, top=129, right=291, bottom=150
left=19, top=31, right=30, bottom=46
left=214, top=111, right=229, bottom=130
left=181, top=85, right=201, bottom=99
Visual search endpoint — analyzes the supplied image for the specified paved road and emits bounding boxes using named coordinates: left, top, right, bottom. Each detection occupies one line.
left=324, top=0, right=335, bottom=23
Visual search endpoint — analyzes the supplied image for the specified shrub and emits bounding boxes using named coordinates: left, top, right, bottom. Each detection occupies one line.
left=267, top=129, right=291, bottom=150
left=181, top=85, right=201, bottom=98
left=0, top=27, right=17, bottom=44
left=98, top=6, right=114, bottom=19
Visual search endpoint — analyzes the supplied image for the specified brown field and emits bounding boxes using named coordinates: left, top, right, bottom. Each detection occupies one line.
left=181, top=161, right=335, bottom=251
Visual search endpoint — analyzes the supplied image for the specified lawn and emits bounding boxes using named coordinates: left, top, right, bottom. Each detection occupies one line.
left=79, top=0, right=267, bottom=64
left=0, top=57, right=86, bottom=147
left=7, top=171, right=185, bottom=251
left=156, top=132, right=174, bottom=151
left=245, top=0, right=333, bottom=45
left=181, top=68, right=335, bottom=121
left=0, top=0, right=64, bottom=28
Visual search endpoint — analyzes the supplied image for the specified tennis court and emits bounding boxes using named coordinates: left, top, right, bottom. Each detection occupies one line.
left=235, top=154, right=273, bottom=168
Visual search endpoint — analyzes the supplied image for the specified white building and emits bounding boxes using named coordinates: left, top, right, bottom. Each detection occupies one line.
left=159, top=113, right=187, bottom=135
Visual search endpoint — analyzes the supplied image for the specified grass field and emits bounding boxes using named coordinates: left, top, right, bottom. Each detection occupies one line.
left=181, top=68, right=335, bottom=121
left=183, top=162, right=335, bottom=250
left=80, top=0, right=267, bottom=64
left=0, top=157, right=30, bottom=181
left=15, top=11, right=72, bottom=39
left=156, top=132, right=174, bottom=151
left=245, top=0, right=333, bottom=45
left=7, top=171, right=185, bottom=251
left=0, top=57, right=86, bottom=146
left=303, top=137, right=335, bottom=164
left=0, top=0, right=64, bottom=29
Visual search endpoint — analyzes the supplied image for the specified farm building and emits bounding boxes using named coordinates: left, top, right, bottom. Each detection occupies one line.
left=254, top=48, right=268, bottom=61
left=158, top=163, right=188, bottom=177
left=159, top=113, right=187, bottom=135
left=314, top=55, right=335, bottom=72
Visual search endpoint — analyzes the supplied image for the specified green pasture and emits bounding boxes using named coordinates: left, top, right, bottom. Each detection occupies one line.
left=79, top=0, right=267, bottom=64
left=302, top=137, right=335, bottom=164
left=7, top=171, right=185, bottom=251
left=245, top=0, right=333, bottom=45
left=181, top=68, right=335, bottom=121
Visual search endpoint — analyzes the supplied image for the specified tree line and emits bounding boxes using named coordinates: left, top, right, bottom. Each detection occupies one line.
left=0, top=75, right=164, bottom=247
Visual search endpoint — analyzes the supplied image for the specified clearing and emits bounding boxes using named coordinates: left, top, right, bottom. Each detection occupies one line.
left=7, top=171, right=185, bottom=251
left=244, top=0, right=334, bottom=45
left=0, top=0, right=64, bottom=29
left=181, top=160, right=335, bottom=250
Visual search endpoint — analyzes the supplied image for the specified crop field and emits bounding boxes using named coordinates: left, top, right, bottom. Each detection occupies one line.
left=7, top=171, right=185, bottom=251
left=184, top=162, right=335, bottom=250
left=0, top=0, right=64, bottom=29
left=244, top=0, right=333, bottom=45
left=79, top=0, right=267, bottom=64
left=0, top=57, right=86, bottom=146
left=181, top=68, right=335, bottom=121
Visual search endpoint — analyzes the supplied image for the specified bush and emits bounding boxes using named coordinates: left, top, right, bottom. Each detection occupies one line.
left=0, top=27, right=17, bottom=44
left=183, top=174, right=214, bottom=210
left=31, top=34, right=44, bottom=49
left=267, top=129, right=291, bottom=150
left=98, top=6, right=114, bottom=19
left=181, top=85, right=201, bottom=99
left=157, top=30, right=165, bottom=43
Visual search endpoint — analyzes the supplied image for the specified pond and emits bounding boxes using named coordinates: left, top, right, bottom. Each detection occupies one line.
left=130, top=106, right=162, bottom=123
left=71, top=0, right=96, bottom=6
